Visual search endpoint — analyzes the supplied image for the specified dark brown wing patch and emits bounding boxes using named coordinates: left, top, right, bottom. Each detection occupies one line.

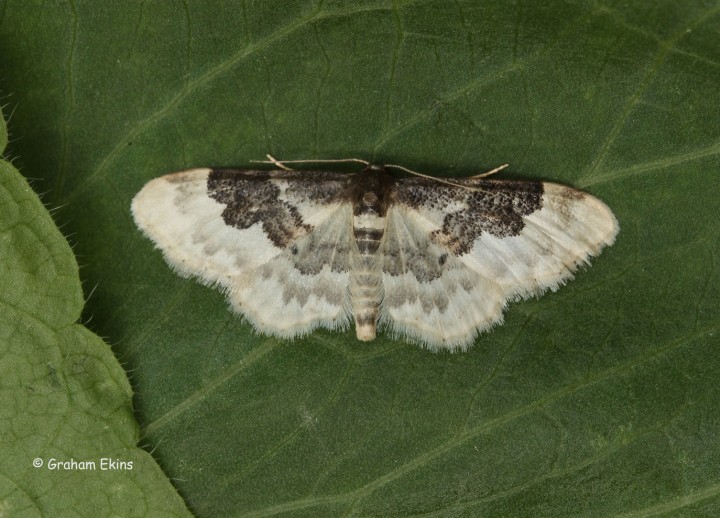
left=207, top=169, right=351, bottom=248
left=391, top=178, right=544, bottom=255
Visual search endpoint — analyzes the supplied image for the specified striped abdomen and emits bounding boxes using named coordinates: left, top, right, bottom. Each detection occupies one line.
left=350, top=190, right=386, bottom=341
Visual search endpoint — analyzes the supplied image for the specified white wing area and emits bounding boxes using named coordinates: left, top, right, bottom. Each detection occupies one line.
left=131, top=168, right=352, bottom=337
left=132, top=169, right=280, bottom=286
left=226, top=204, right=354, bottom=338
left=462, top=183, right=619, bottom=298
left=382, top=183, right=619, bottom=351
left=381, top=207, right=507, bottom=349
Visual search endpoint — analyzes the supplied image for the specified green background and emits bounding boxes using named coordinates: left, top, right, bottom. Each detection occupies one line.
left=1, top=0, right=719, bottom=515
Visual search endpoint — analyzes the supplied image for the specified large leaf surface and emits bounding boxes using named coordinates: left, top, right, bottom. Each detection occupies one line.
left=1, top=1, right=719, bottom=515
left=0, top=108, right=189, bottom=514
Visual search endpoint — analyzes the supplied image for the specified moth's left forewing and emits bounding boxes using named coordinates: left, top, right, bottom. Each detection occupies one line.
left=132, top=168, right=356, bottom=338
left=383, top=177, right=619, bottom=350
left=132, top=168, right=280, bottom=287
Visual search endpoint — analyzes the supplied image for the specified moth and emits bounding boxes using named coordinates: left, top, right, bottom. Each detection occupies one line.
left=131, top=160, right=618, bottom=351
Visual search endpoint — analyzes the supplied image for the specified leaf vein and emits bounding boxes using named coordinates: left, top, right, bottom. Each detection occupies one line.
left=247, top=324, right=718, bottom=516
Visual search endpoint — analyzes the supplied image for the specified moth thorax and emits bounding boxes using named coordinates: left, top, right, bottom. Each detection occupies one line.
left=362, top=191, right=379, bottom=206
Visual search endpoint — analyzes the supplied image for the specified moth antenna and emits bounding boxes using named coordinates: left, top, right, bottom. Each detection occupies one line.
left=250, top=156, right=371, bottom=170
left=262, top=154, right=293, bottom=170
left=384, top=163, right=491, bottom=192
left=467, top=163, right=510, bottom=178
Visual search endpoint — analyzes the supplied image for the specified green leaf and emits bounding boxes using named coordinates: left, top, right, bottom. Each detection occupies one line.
left=0, top=108, right=190, bottom=513
left=2, top=1, right=720, bottom=515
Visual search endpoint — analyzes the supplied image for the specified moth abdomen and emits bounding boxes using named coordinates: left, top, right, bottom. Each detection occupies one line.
left=349, top=254, right=383, bottom=341
left=354, top=227, right=384, bottom=254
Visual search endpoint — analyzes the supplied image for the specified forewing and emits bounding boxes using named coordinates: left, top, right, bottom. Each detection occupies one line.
left=460, top=181, right=619, bottom=298
left=383, top=177, right=619, bottom=349
left=132, top=168, right=354, bottom=336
